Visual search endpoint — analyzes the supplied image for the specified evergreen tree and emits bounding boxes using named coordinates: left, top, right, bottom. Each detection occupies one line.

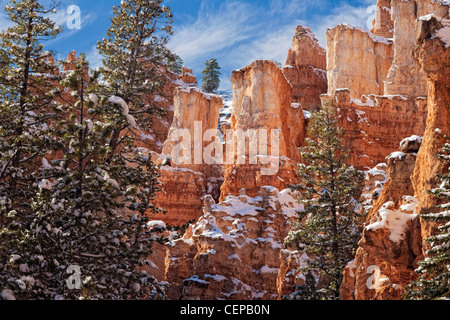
left=282, top=272, right=324, bottom=300
left=0, top=0, right=61, bottom=218
left=1, top=54, right=179, bottom=300
left=97, top=0, right=175, bottom=157
left=285, top=102, right=366, bottom=300
left=0, top=0, right=62, bottom=299
left=201, top=58, right=221, bottom=93
left=405, top=139, right=450, bottom=300
left=167, top=53, right=183, bottom=75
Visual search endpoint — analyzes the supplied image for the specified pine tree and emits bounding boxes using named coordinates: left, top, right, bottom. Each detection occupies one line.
left=0, top=0, right=61, bottom=218
left=201, top=58, right=221, bottom=93
left=1, top=54, right=180, bottom=300
left=97, top=0, right=175, bottom=157
left=167, top=53, right=183, bottom=75
left=0, top=0, right=62, bottom=299
left=405, top=139, right=450, bottom=300
left=285, top=101, right=366, bottom=300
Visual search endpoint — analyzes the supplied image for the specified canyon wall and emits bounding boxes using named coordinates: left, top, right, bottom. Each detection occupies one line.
left=340, top=3, right=450, bottom=300
left=327, top=24, right=393, bottom=98
left=328, top=90, right=428, bottom=169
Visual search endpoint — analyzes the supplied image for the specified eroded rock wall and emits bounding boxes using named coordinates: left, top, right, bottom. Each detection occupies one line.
left=326, top=24, right=393, bottom=98
left=220, top=60, right=306, bottom=200
left=283, top=26, right=327, bottom=111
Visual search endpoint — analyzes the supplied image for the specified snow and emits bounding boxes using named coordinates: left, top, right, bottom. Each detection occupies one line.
left=419, top=13, right=450, bottom=47
left=350, top=96, right=377, bottom=108
left=38, top=179, right=53, bottom=191
left=400, top=135, right=423, bottom=146
left=386, top=152, right=406, bottom=161
left=184, top=275, right=210, bottom=285
left=366, top=201, right=418, bottom=243
left=108, top=96, right=129, bottom=116
left=107, top=178, right=119, bottom=189
left=147, top=220, right=166, bottom=230
left=204, top=274, right=227, bottom=282
left=126, top=114, right=137, bottom=128
left=400, top=196, right=419, bottom=214
left=303, top=110, right=311, bottom=120
left=88, top=93, right=98, bottom=105
left=435, top=25, right=450, bottom=48
left=256, top=265, right=279, bottom=274
left=41, top=157, right=52, bottom=170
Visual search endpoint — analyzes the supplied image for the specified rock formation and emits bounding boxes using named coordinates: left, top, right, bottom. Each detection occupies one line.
left=148, top=1, right=450, bottom=301
left=282, top=26, right=327, bottom=111
left=164, top=187, right=305, bottom=300
left=340, top=198, right=422, bottom=300
left=340, top=6, right=450, bottom=300
left=411, top=14, right=450, bottom=251
left=220, top=60, right=306, bottom=200
left=324, top=90, right=427, bottom=169
left=181, top=66, right=197, bottom=87
left=152, top=86, right=223, bottom=226
left=326, top=24, right=393, bottom=98
left=384, top=0, right=449, bottom=97
left=371, top=0, right=393, bottom=38
left=340, top=135, right=424, bottom=300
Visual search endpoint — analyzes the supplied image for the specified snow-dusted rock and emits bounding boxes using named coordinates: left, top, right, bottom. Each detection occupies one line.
left=165, top=187, right=307, bottom=300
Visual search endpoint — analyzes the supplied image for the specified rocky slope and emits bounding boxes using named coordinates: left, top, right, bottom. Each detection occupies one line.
left=165, top=187, right=305, bottom=300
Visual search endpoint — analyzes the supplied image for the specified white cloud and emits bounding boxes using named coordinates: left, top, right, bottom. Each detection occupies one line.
left=85, top=44, right=103, bottom=71
left=169, top=1, right=255, bottom=62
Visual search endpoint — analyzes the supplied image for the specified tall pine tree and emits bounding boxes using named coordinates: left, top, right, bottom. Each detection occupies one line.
left=285, top=101, right=366, bottom=300
left=97, top=0, right=175, bottom=158
left=0, top=0, right=62, bottom=299
left=201, top=58, right=221, bottom=93
left=0, top=0, right=61, bottom=219
left=405, top=139, right=450, bottom=300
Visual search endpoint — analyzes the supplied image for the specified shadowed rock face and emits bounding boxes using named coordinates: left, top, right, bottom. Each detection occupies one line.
left=412, top=14, right=450, bottom=253
left=282, top=25, right=327, bottom=111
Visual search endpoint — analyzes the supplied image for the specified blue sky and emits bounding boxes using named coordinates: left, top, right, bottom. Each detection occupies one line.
left=0, top=0, right=377, bottom=90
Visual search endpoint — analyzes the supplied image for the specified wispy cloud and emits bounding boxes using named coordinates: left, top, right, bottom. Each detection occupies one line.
left=169, top=0, right=313, bottom=90
left=169, top=1, right=255, bottom=63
